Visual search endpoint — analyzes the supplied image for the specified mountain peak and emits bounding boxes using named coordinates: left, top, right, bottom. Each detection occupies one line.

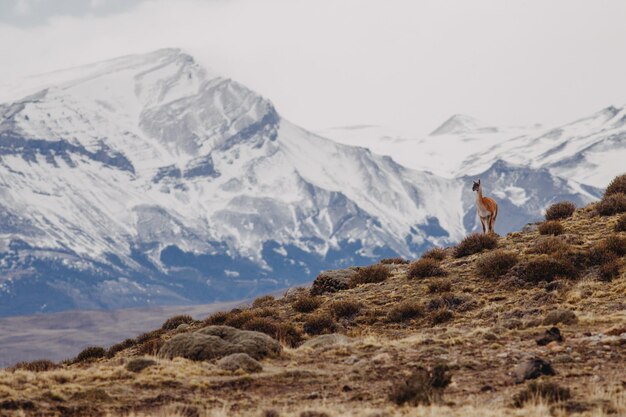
left=430, top=114, right=496, bottom=136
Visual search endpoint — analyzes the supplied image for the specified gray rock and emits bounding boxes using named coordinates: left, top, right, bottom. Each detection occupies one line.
left=513, top=356, right=555, bottom=383
left=300, top=334, right=351, bottom=349
left=217, top=353, right=263, bottom=373
left=125, top=357, right=157, bottom=373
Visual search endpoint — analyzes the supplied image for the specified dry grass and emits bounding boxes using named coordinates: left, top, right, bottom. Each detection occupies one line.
left=454, top=233, right=498, bottom=258
left=292, top=295, right=322, bottom=313
left=9, top=360, right=58, bottom=372
left=526, top=237, right=570, bottom=255
left=253, top=295, right=276, bottom=308
left=328, top=300, right=362, bottom=319
left=545, top=201, right=576, bottom=220
left=428, top=280, right=452, bottom=293
left=302, top=313, right=336, bottom=335
left=421, top=247, right=447, bottom=261
left=517, top=255, right=577, bottom=283
left=513, top=381, right=571, bottom=407
left=407, top=258, right=447, bottom=279
left=475, top=250, right=518, bottom=279
left=379, top=257, right=409, bottom=264
left=615, top=214, right=626, bottom=232
left=349, top=264, right=390, bottom=287
left=538, top=221, right=564, bottom=236
left=387, top=301, right=424, bottom=322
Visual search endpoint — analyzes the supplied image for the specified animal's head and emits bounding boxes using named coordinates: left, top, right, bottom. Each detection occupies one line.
left=472, top=179, right=481, bottom=192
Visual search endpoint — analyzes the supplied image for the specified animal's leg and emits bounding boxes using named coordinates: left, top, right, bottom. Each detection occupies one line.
left=489, top=213, right=495, bottom=233
left=480, top=217, right=486, bottom=233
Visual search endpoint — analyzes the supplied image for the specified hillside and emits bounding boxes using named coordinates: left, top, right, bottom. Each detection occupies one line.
left=1, top=176, right=625, bottom=416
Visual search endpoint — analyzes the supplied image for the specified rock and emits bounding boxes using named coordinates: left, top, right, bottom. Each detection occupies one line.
left=300, top=334, right=351, bottom=349
left=310, top=268, right=356, bottom=295
left=536, top=327, right=564, bottom=346
left=125, top=358, right=157, bottom=373
left=542, top=309, right=577, bottom=326
left=158, top=325, right=281, bottom=361
left=217, top=353, right=263, bottom=373
left=513, top=356, right=556, bottom=384
left=176, top=323, right=190, bottom=332
left=522, top=223, right=540, bottom=233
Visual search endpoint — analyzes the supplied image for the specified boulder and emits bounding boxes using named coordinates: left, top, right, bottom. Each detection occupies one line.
left=543, top=310, right=577, bottom=325
left=536, top=327, right=564, bottom=346
left=300, top=334, right=351, bottom=350
left=513, top=356, right=556, bottom=383
left=217, top=353, right=263, bottom=373
left=158, top=325, right=281, bottom=361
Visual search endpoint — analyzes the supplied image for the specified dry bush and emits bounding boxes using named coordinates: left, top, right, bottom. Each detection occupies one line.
left=292, top=295, right=322, bottom=313
left=389, top=364, right=451, bottom=406
left=349, top=264, right=390, bottom=287
left=303, top=313, right=336, bottom=335
left=329, top=300, right=362, bottom=319
left=430, top=308, right=454, bottom=325
left=10, top=359, right=58, bottom=372
left=421, top=247, right=447, bottom=261
left=204, top=311, right=230, bottom=325
left=527, top=237, right=570, bottom=255
left=408, top=258, right=446, bottom=279
left=513, top=381, right=571, bottom=407
left=476, top=250, right=518, bottom=279
left=126, top=358, right=156, bottom=373
left=599, top=259, right=621, bottom=282
left=299, top=412, right=330, bottom=417
left=275, top=323, right=304, bottom=348
left=161, top=314, right=194, bottom=330
left=242, top=317, right=279, bottom=336
left=597, top=193, right=626, bottom=216
left=252, top=295, right=275, bottom=308
left=605, top=173, right=626, bottom=197
left=379, top=257, right=408, bottom=264
left=224, top=309, right=257, bottom=328
left=603, top=234, right=626, bottom=256
left=136, top=338, right=164, bottom=356
left=262, top=410, right=281, bottom=417
left=538, top=221, right=564, bottom=236
left=387, top=301, right=423, bottom=322
left=615, top=214, right=626, bottom=232
left=73, top=346, right=106, bottom=363
left=454, top=233, right=498, bottom=258
left=428, top=280, right=452, bottom=293
left=517, top=256, right=577, bottom=283
left=427, top=293, right=472, bottom=311
left=106, top=338, right=136, bottom=358
left=545, top=201, right=576, bottom=221
left=588, top=235, right=626, bottom=267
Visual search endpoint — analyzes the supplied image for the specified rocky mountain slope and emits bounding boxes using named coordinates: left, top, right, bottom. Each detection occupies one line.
left=1, top=177, right=624, bottom=416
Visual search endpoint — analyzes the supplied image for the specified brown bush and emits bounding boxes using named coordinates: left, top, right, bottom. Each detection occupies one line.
left=252, top=295, right=275, bottom=308
left=292, top=295, right=321, bottom=313
left=430, top=308, right=454, bottom=325
left=538, top=221, right=564, bottom=236
left=389, top=364, right=451, bottom=406
left=126, top=358, right=156, bottom=373
left=545, top=201, right=576, bottom=221
left=421, top=247, right=447, bottom=261
left=161, top=314, right=194, bottom=330
left=379, top=257, right=408, bottom=264
left=106, top=338, right=136, bottom=358
left=136, top=337, right=164, bottom=356
left=387, top=301, right=423, bottom=323
left=303, top=313, right=336, bottom=335
left=527, top=237, right=570, bottom=255
left=517, top=256, right=577, bottom=283
left=603, top=234, right=626, bottom=256
left=10, top=360, right=58, bottom=372
left=275, top=323, right=304, bottom=348
left=204, top=311, right=230, bottom=325
left=427, top=293, right=473, bottom=312
left=407, top=258, right=446, bottom=279
left=597, top=193, right=626, bottom=216
left=605, top=174, right=626, bottom=198
left=475, top=250, right=518, bottom=279
left=329, top=300, right=362, bottom=319
left=615, top=214, right=626, bottom=232
left=454, top=233, right=498, bottom=258
left=224, top=310, right=257, bottom=328
left=599, top=259, right=621, bottom=282
left=242, top=317, right=279, bottom=336
left=73, top=346, right=106, bottom=363
left=349, top=264, right=390, bottom=287
left=513, top=381, right=571, bottom=407
left=428, top=280, right=452, bottom=293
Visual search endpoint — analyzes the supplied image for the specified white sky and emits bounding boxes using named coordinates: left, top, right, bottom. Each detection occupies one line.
left=1, top=0, right=625, bottom=135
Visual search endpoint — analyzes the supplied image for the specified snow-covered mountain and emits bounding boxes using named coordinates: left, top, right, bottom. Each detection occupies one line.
left=0, top=49, right=611, bottom=317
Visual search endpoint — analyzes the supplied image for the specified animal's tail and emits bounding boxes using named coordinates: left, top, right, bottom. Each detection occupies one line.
left=492, top=204, right=498, bottom=231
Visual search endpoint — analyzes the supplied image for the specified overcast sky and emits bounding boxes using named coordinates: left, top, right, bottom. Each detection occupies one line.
left=1, top=0, right=625, bottom=134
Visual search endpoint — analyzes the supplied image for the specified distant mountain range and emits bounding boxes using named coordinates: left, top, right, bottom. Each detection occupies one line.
left=0, top=49, right=617, bottom=316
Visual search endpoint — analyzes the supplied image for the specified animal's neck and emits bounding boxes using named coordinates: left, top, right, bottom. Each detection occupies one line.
left=476, top=185, right=484, bottom=201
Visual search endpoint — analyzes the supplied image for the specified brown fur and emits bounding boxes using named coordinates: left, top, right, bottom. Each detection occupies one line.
left=472, top=180, right=498, bottom=233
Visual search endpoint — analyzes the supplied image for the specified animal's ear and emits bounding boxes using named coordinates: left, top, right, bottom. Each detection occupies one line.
left=478, top=179, right=481, bottom=185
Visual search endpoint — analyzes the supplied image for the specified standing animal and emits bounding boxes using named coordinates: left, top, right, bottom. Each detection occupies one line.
left=472, top=179, right=498, bottom=234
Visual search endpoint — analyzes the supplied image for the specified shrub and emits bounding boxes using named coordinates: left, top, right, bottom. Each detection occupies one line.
left=224, top=310, right=256, bottom=328
left=421, top=247, right=447, bottom=261
left=615, top=214, right=626, bottom=232
left=275, top=323, right=304, bottom=348
left=204, top=311, right=230, bottom=325
left=454, top=233, right=498, bottom=258
left=527, top=237, right=570, bottom=255
left=74, top=346, right=106, bottom=363
left=10, top=360, right=58, bottom=372
left=428, top=280, right=452, bottom=293
left=252, top=295, right=275, bottom=308
left=379, top=257, right=408, bottom=264
left=161, top=314, right=194, bottom=330
left=430, top=308, right=454, bottom=325
left=310, top=269, right=352, bottom=295
left=329, top=300, right=362, bottom=319
left=136, top=337, right=164, bottom=356
left=136, top=329, right=165, bottom=343
left=125, top=358, right=156, bottom=373
left=605, top=174, right=626, bottom=198
left=303, top=313, right=336, bottom=335
left=389, top=364, right=451, bottom=406
left=349, top=264, right=390, bottom=287
left=106, top=338, right=136, bottom=358
left=427, top=293, right=471, bottom=311
left=545, top=201, right=576, bottom=221
left=588, top=244, right=618, bottom=266
left=292, top=295, right=321, bottom=313
left=242, top=317, right=279, bottom=336
left=538, top=221, right=564, bottom=236
left=597, top=193, right=626, bottom=216
left=475, top=250, right=518, bottom=279
left=387, top=301, right=423, bottom=322
left=517, top=256, right=577, bottom=283
left=599, top=259, right=621, bottom=282
left=603, top=234, right=626, bottom=256
left=513, top=381, right=571, bottom=407
left=543, top=309, right=577, bottom=325
left=407, top=258, right=446, bottom=279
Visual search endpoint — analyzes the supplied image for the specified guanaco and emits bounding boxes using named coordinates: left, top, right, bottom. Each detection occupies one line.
left=472, top=179, right=498, bottom=234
